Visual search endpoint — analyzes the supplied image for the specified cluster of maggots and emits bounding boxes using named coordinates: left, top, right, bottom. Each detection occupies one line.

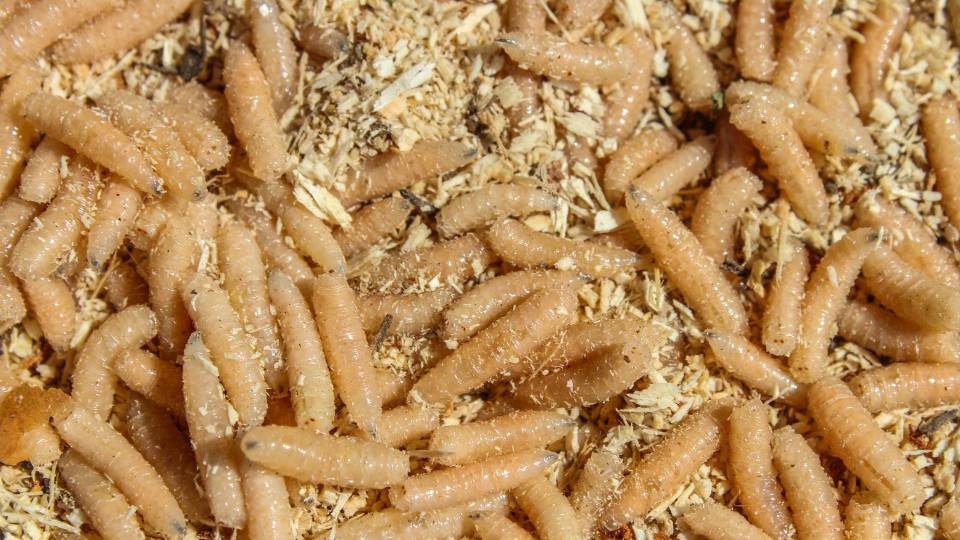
left=1, top=0, right=960, bottom=538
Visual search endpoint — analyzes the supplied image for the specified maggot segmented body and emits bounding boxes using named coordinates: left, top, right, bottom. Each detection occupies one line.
left=242, top=459, right=296, bottom=540
left=0, top=276, right=26, bottom=332
left=299, top=24, right=350, bottom=61
left=771, top=426, right=844, bottom=540
left=650, top=2, right=720, bottom=111
left=241, top=425, right=410, bottom=488
left=358, top=288, right=458, bottom=337
left=377, top=368, right=414, bottom=409
left=691, top=167, right=763, bottom=263
left=474, top=512, right=536, bottom=540
left=87, top=181, right=143, bottom=270
left=0, top=64, right=41, bottom=198
left=713, top=110, right=758, bottom=176
left=338, top=494, right=509, bottom=540
left=159, top=101, right=231, bottom=172
left=281, top=203, right=346, bottom=272
left=762, top=241, right=809, bottom=357
left=839, top=299, right=960, bottom=364
left=103, top=259, right=149, bottom=310
left=570, top=450, right=624, bottom=537
left=705, top=330, right=804, bottom=406
left=497, top=31, right=638, bottom=86
left=436, top=183, right=557, bottom=238
left=557, top=0, right=611, bottom=28
left=626, top=188, right=749, bottom=335
left=789, top=228, right=878, bottom=383
left=334, top=196, right=414, bottom=258
left=772, top=0, right=836, bottom=97
left=844, top=493, right=891, bottom=540
left=922, top=97, right=960, bottom=230
left=604, top=30, right=654, bottom=141
left=148, top=217, right=196, bottom=359
left=512, top=475, right=583, bottom=540
left=20, top=276, right=76, bottom=352
left=848, top=362, right=960, bottom=412
left=230, top=201, right=314, bottom=295
left=603, top=129, right=678, bottom=204
left=19, top=137, right=68, bottom=204
left=427, top=410, right=573, bottom=466
left=807, top=376, right=925, bottom=514
left=248, top=0, right=298, bottom=114
left=503, top=63, right=542, bottom=136
left=58, top=450, right=146, bottom=540
left=168, top=82, right=232, bottom=138
left=736, top=0, right=777, bottom=81
left=631, top=136, right=715, bottom=203
left=850, top=0, right=909, bottom=118
left=809, top=31, right=859, bottom=121
left=0, top=195, right=39, bottom=331
left=366, top=233, right=496, bottom=290
left=682, top=501, right=775, bottom=540
left=371, top=404, right=441, bottom=448
left=115, top=349, right=184, bottom=420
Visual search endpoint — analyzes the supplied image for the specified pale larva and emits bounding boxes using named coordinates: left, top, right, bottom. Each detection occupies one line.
left=705, top=330, right=805, bottom=406
left=440, top=269, right=582, bottom=343
left=20, top=93, right=163, bottom=195
left=338, top=494, right=508, bottom=540
left=602, top=402, right=728, bottom=529
left=389, top=449, right=557, bottom=512
left=626, top=187, right=749, bottom=335
left=181, top=332, right=247, bottom=529
left=267, top=270, right=336, bottom=432
left=848, top=362, right=960, bottom=412
left=103, top=259, right=149, bottom=310
left=772, top=0, right=835, bottom=97
left=169, top=82, right=232, bottom=137
left=58, top=449, right=146, bottom=540
left=338, top=140, right=475, bottom=208
left=512, top=475, right=582, bottom=540
left=809, top=31, right=859, bottom=121
left=557, top=0, right=611, bottom=28
left=182, top=272, right=268, bottom=427
left=503, top=63, right=542, bottom=136
left=0, top=195, right=39, bottom=330
left=334, top=196, right=414, bottom=258
left=230, top=202, right=314, bottom=295
left=736, top=0, right=777, bottom=81
left=789, top=228, right=878, bottom=383
left=683, top=501, right=774, bottom=540
left=771, top=426, right=844, bottom=540
left=631, top=136, right=715, bottom=203
left=0, top=64, right=41, bottom=197
left=497, top=32, right=637, bottom=86
left=52, top=402, right=187, bottom=537
left=436, top=184, right=557, bottom=238
left=96, top=90, right=205, bottom=202
left=299, top=24, right=350, bottom=61
left=850, top=0, right=909, bottom=118
left=942, top=496, right=960, bottom=540
left=650, top=2, right=721, bottom=111
left=148, top=217, right=196, bottom=359
left=241, top=425, right=410, bottom=488
left=807, top=376, right=925, bottom=514
left=427, top=410, right=573, bottom=466
left=485, top=218, right=639, bottom=279
left=762, top=240, right=809, bottom=357
left=0, top=0, right=18, bottom=22
left=839, top=299, right=960, bottom=365
left=224, top=42, right=288, bottom=182
left=358, top=288, right=458, bottom=337
left=366, top=233, right=496, bottom=290
left=844, top=493, right=891, bottom=540
left=125, top=394, right=211, bottom=524
left=312, top=272, right=381, bottom=436
left=604, top=30, right=654, bottom=141
left=242, top=459, right=296, bottom=540
left=159, top=101, right=232, bottom=172
left=115, top=349, right=184, bottom=419
left=922, top=97, right=960, bottom=230
left=19, top=137, right=68, bottom=203
left=712, top=110, right=758, bottom=177
left=411, top=287, right=578, bottom=404
left=378, top=368, right=414, bottom=409
left=0, top=277, right=26, bottom=332
left=87, top=181, right=143, bottom=270
left=728, top=399, right=795, bottom=540
left=729, top=99, right=828, bottom=224
left=20, top=276, right=76, bottom=352
left=603, top=129, right=678, bottom=204
left=71, top=305, right=157, bottom=420
left=473, top=512, right=536, bottom=540
left=569, top=450, right=624, bottom=537
left=371, top=404, right=441, bottom=448
left=248, top=0, right=298, bottom=115
left=691, top=167, right=763, bottom=263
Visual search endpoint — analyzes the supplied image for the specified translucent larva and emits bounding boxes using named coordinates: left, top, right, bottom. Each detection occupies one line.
left=501, top=0, right=545, bottom=135
left=103, top=260, right=149, bottom=310
left=0, top=0, right=115, bottom=76
left=603, top=129, right=678, bottom=204
left=0, top=195, right=38, bottom=330
left=762, top=241, right=810, bottom=357
left=125, top=394, right=211, bottom=524
left=771, top=426, right=844, bottom=540
left=485, top=218, right=639, bottom=279
left=52, top=402, right=187, bottom=537
left=625, top=187, right=749, bottom=335
left=807, top=376, right=925, bottom=514
left=299, top=24, right=350, bottom=61
left=728, top=100, right=827, bottom=224
left=248, top=0, right=298, bottom=114
left=809, top=32, right=859, bottom=121
left=168, top=82, right=232, bottom=138
left=789, top=228, right=878, bottom=383
left=436, top=184, right=557, bottom=238
left=148, top=217, right=196, bottom=359
left=440, top=269, right=581, bottom=343
left=705, top=330, right=805, bottom=406
left=242, top=459, right=295, bottom=540
left=941, top=496, right=960, bottom=540
left=338, top=140, right=475, bottom=208
left=839, top=300, right=960, bottom=365
left=372, top=404, right=440, bottom=448
left=87, top=181, right=143, bottom=270
left=736, top=0, right=777, bottom=81
left=115, top=349, right=184, bottom=419
left=631, top=136, right=715, bottom=203
left=496, top=32, right=637, bottom=86
left=473, top=513, right=536, bottom=540
left=848, top=362, right=960, bottom=412
left=19, top=137, right=68, bottom=203
left=334, top=196, right=414, bottom=258
left=569, top=450, right=624, bottom=537
left=923, top=97, right=960, bottom=230
left=0, top=277, right=26, bottom=332
left=651, top=2, right=721, bottom=111
left=861, top=244, right=960, bottom=332
left=389, top=449, right=557, bottom=512
left=312, top=272, right=381, bottom=436
left=427, top=410, right=573, bottom=466
left=359, top=288, right=458, bottom=337
left=691, top=167, right=763, bottom=263
left=58, top=450, right=146, bottom=540
left=366, top=233, right=496, bottom=290
left=267, top=270, right=336, bottom=432
left=604, top=30, right=654, bottom=141
left=182, top=272, right=268, bottom=427
left=844, top=493, right=891, bottom=540
left=20, top=276, right=76, bottom=352
left=181, top=332, right=247, bottom=529
left=159, top=102, right=232, bottom=172
left=378, top=368, right=414, bottom=409
left=850, top=0, right=909, bottom=118
left=602, top=403, right=727, bottom=529
left=231, top=202, right=314, bottom=295
left=728, top=399, right=795, bottom=540
left=713, top=110, right=758, bottom=176
left=772, top=0, right=835, bottom=97
left=71, top=304, right=158, bottom=420
left=557, top=0, right=611, bottom=28
left=224, top=42, right=288, bottom=182
left=0, top=64, right=41, bottom=197
left=96, top=90, right=205, bottom=202
left=338, top=494, right=508, bottom=540
left=20, top=93, right=163, bottom=195
left=512, top=475, right=582, bottom=540
left=411, top=287, right=578, bottom=404
left=241, top=425, right=410, bottom=488
left=683, top=501, right=774, bottom=540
